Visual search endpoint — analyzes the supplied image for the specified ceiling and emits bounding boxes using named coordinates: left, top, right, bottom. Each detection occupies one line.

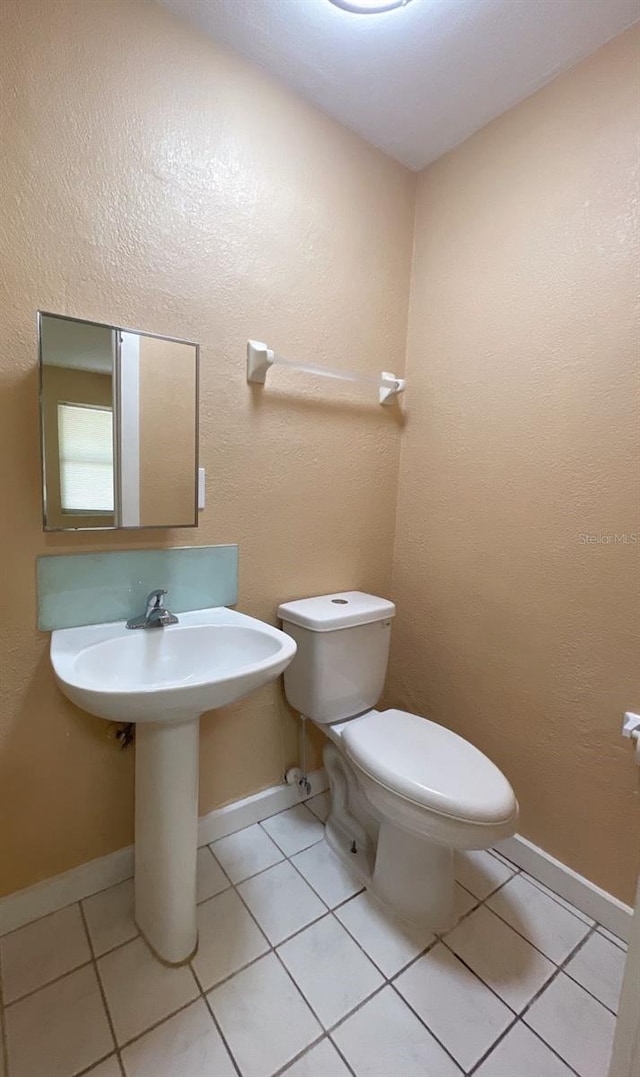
left=159, top=0, right=639, bottom=170
left=42, top=318, right=113, bottom=375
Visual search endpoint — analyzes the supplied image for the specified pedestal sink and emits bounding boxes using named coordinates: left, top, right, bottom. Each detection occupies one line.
left=51, top=607, right=297, bottom=964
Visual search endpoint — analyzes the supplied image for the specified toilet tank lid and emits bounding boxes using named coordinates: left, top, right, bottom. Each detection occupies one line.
left=278, top=591, right=395, bottom=631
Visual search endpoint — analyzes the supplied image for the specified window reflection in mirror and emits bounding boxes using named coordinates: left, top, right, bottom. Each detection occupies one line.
left=40, top=316, right=116, bottom=529
left=58, top=402, right=114, bottom=514
left=39, top=313, right=199, bottom=531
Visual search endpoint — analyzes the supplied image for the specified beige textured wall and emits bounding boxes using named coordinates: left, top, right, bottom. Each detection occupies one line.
left=0, top=0, right=414, bottom=896
left=138, top=335, right=197, bottom=527
left=388, top=27, right=640, bottom=903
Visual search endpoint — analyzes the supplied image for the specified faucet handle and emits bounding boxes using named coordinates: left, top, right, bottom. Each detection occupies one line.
left=145, top=588, right=167, bottom=614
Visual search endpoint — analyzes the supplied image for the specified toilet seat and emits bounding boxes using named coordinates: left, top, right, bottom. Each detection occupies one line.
left=341, top=708, right=517, bottom=827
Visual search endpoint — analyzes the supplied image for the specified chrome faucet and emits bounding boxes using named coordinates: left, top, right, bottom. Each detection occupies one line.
left=126, top=589, right=179, bottom=630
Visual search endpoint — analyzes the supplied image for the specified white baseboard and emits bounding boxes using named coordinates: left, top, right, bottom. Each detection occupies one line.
left=0, top=846, right=135, bottom=939
left=2, top=771, right=631, bottom=946
left=496, top=834, right=633, bottom=942
left=196, top=767, right=328, bottom=846
left=0, top=768, right=328, bottom=937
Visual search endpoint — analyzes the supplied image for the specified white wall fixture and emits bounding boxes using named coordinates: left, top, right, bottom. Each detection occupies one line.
left=49, top=605, right=296, bottom=964
left=622, top=712, right=640, bottom=764
left=328, top=0, right=413, bottom=13
left=246, top=340, right=406, bottom=406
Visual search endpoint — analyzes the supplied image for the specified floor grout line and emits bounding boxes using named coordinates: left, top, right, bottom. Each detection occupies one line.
left=487, top=848, right=521, bottom=871
left=208, top=839, right=318, bottom=890
left=437, top=938, right=521, bottom=1018
left=200, top=861, right=366, bottom=1074
left=257, top=829, right=326, bottom=861
left=513, top=923, right=604, bottom=1074
left=1, top=813, right=621, bottom=1077
left=1, top=955, right=95, bottom=1009
left=460, top=915, right=594, bottom=1077
left=0, top=859, right=572, bottom=1073
left=521, top=930, right=620, bottom=1020
left=115, top=995, right=204, bottom=1055
left=463, top=896, right=591, bottom=970
left=186, top=939, right=245, bottom=1076
left=75, top=1050, right=123, bottom=1077
left=379, top=884, right=483, bottom=986
left=562, top=968, right=620, bottom=1017
left=219, top=849, right=457, bottom=1068
left=321, top=978, right=389, bottom=1037
left=465, top=1013, right=583, bottom=1077
left=518, top=1021, right=583, bottom=1077
left=200, top=989, right=244, bottom=1077
left=337, top=906, right=439, bottom=982
left=275, top=893, right=475, bottom=1075
left=595, top=925, right=627, bottom=951
left=3, top=881, right=601, bottom=1077
left=84, top=907, right=203, bottom=1066
left=206, top=835, right=286, bottom=880
left=191, top=945, right=271, bottom=999
left=462, top=1014, right=520, bottom=1077
left=387, top=979, right=467, bottom=1074
left=262, top=1029, right=328, bottom=1077
left=78, top=900, right=126, bottom=1077
left=0, top=877, right=137, bottom=942
left=237, top=849, right=328, bottom=913
left=325, top=1035, right=359, bottom=1077
left=232, top=872, right=329, bottom=954
left=437, top=885, right=600, bottom=1026
left=518, top=871, right=596, bottom=927
left=284, top=840, right=363, bottom=911
left=519, top=923, right=599, bottom=1019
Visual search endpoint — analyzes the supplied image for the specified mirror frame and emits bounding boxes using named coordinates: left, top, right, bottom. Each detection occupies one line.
left=37, top=310, right=200, bottom=532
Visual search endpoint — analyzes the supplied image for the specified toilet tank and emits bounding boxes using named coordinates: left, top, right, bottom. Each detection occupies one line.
left=277, top=592, right=395, bottom=724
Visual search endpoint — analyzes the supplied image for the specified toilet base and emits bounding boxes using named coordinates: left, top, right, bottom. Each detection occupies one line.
left=323, top=742, right=455, bottom=931
left=372, top=819, right=453, bottom=930
left=325, top=812, right=455, bottom=931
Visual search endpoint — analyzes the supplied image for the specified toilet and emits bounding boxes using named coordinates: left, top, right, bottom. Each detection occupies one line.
left=278, top=591, right=518, bottom=930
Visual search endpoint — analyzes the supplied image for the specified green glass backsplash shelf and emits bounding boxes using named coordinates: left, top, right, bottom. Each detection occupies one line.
left=37, top=545, right=238, bottom=631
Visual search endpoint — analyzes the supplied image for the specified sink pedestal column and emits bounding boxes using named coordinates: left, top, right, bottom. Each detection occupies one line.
left=134, top=715, right=200, bottom=965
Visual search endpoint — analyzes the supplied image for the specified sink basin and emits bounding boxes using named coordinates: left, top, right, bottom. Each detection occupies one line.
left=51, top=607, right=296, bottom=723
left=50, top=605, right=297, bottom=966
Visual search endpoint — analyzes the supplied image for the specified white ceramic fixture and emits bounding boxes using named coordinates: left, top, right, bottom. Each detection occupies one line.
left=51, top=606, right=296, bottom=964
left=328, top=0, right=412, bottom=14
left=278, top=591, right=518, bottom=929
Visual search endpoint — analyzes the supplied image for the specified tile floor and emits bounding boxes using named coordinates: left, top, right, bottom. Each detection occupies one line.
left=0, top=794, right=626, bottom=1077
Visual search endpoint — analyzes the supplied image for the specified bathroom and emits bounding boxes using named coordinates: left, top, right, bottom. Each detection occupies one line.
left=0, top=0, right=639, bottom=1074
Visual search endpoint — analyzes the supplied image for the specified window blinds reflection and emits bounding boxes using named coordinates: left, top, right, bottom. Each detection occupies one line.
left=57, top=402, right=114, bottom=513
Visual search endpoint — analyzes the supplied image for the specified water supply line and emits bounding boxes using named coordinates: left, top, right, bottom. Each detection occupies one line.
left=284, top=715, right=312, bottom=795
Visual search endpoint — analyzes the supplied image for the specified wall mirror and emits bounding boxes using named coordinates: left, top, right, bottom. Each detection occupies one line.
left=38, top=312, right=199, bottom=531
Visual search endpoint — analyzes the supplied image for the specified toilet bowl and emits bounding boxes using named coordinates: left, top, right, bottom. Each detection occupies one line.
left=278, top=591, right=518, bottom=930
